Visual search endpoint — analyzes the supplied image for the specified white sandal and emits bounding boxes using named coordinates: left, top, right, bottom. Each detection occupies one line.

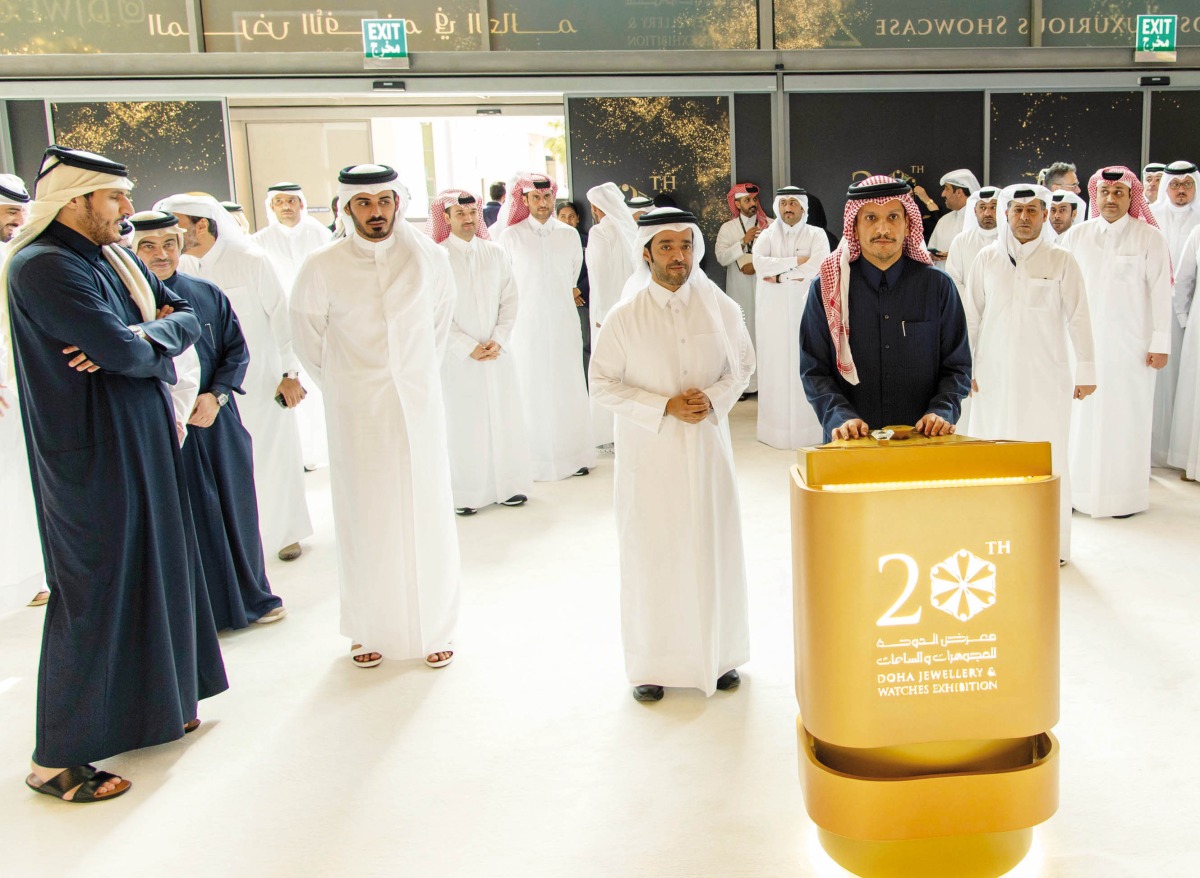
left=425, top=650, right=454, bottom=669
left=350, top=644, right=383, bottom=668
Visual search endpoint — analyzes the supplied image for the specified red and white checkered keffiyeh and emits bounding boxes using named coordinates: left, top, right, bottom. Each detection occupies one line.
left=424, top=188, right=490, bottom=243
left=727, top=183, right=769, bottom=230
left=1087, top=166, right=1160, bottom=229
left=818, top=175, right=932, bottom=386
left=499, top=173, right=558, bottom=228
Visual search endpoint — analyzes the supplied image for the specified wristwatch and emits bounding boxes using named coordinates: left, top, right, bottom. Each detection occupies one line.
left=215, top=392, right=229, bottom=407
left=282, top=371, right=299, bottom=380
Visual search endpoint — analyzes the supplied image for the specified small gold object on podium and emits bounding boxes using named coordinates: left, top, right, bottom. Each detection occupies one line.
left=790, top=433, right=1059, bottom=877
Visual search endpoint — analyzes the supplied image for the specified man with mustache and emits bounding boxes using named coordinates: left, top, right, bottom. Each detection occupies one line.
left=752, top=186, right=830, bottom=448
left=590, top=208, right=755, bottom=702
left=927, top=168, right=981, bottom=262
left=715, top=182, right=768, bottom=395
left=945, top=186, right=1002, bottom=291
left=1142, top=163, right=1167, bottom=204
left=1058, top=167, right=1173, bottom=518
left=3, top=146, right=226, bottom=803
left=1049, top=190, right=1085, bottom=238
left=963, top=184, right=1096, bottom=564
left=496, top=173, right=594, bottom=480
left=799, top=176, right=971, bottom=442
left=291, top=164, right=460, bottom=671
left=130, top=210, right=286, bottom=628
left=426, top=188, right=532, bottom=515
left=155, top=192, right=313, bottom=562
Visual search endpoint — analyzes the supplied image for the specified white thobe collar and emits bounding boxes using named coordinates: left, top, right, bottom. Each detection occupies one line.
left=1099, top=213, right=1131, bottom=236
left=350, top=229, right=397, bottom=259
left=648, top=278, right=691, bottom=308
left=192, top=234, right=228, bottom=271
left=445, top=233, right=476, bottom=254
left=524, top=214, right=554, bottom=236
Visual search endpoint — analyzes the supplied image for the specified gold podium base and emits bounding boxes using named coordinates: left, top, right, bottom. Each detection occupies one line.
left=817, top=826, right=1032, bottom=878
left=798, top=718, right=1058, bottom=878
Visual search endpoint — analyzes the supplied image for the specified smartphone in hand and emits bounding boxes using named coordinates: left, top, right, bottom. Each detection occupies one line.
left=275, top=392, right=288, bottom=408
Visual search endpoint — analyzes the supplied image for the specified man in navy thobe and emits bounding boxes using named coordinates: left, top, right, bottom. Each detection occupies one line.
left=132, top=210, right=286, bottom=630
left=800, top=176, right=971, bottom=442
left=2, top=147, right=227, bottom=803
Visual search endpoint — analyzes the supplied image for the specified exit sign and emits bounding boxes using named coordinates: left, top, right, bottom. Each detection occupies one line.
left=1135, top=14, right=1177, bottom=62
left=363, top=18, right=409, bottom=69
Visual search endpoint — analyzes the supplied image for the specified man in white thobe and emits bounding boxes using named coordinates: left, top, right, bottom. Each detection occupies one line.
left=927, top=169, right=981, bottom=260
left=253, top=182, right=334, bottom=471
left=0, top=173, right=48, bottom=608
left=156, top=193, right=312, bottom=559
left=965, top=184, right=1096, bottom=563
left=714, top=183, right=768, bottom=394
left=585, top=182, right=638, bottom=448
left=496, top=173, right=594, bottom=481
left=1148, top=162, right=1200, bottom=466
left=590, top=207, right=755, bottom=702
left=1049, top=190, right=1085, bottom=238
left=751, top=186, right=829, bottom=448
left=945, top=187, right=1001, bottom=290
left=252, top=182, right=333, bottom=290
left=426, top=187, right=532, bottom=514
left=1058, top=166, right=1173, bottom=518
left=1143, top=163, right=1166, bottom=205
left=291, top=164, right=459, bottom=670
left=1168, top=223, right=1200, bottom=479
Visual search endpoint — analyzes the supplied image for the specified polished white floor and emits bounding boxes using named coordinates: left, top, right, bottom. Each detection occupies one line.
left=1, top=401, right=1197, bottom=877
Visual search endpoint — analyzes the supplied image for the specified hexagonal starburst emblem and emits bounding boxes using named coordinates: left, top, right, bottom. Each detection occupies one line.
left=930, top=549, right=997, bottom=622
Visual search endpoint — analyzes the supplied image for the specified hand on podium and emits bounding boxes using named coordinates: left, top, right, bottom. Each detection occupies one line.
left=832, top=418, right=870, bottom=440
left=915, top=413, right=955, bottom=436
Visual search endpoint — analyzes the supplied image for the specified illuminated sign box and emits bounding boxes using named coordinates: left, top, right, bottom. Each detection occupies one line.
left=362, top=17, right=410, bottom=68
left=1135, top=13, right=1177, bottom=62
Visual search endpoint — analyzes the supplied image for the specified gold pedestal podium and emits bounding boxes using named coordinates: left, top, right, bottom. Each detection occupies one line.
left=790, top=434, right=1060, bottom=878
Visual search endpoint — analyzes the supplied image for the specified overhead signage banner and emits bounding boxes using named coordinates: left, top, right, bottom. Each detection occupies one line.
left=0, top=0, right=192, bottom=54
left=1039, top=2, right=1197, bottom=48
left=774, top=0, right=1029, bottom=49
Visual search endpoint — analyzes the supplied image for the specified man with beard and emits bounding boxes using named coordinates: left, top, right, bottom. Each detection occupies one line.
left=589, top=208, right=755, bottom=702
left=155, top=192, right=312, bottom=561
left=252, top=182, right=333, bottom=291
left=291, top=165, right=460, bottom=670
left=715, top=182, right=767, bottom=395
left=2, top=146, right=226, bottom=802
left=927, top=169, right=981, bottom=261
left=426, top=188, right=532, bottom=514
left=131, top=210, right=286, bottom=628
left=0, top=174, right=29, bottom=250
left=800, top=176, right=971, bottom=441
left=1143, top=163, right=1167, bottom=204
left=252, top=182, right=334, bottom=471
left=1043, top=162, right=1082, bottom=195
left=945, top=186, right=1002, bottom=291
left=496, top=173, right=594, bottom=480
left=1058, top=167, right=1173, bottom=518
left=751, top=186, right=830, bottom=448
left=1049, top=190, right=1085, bottom=237
left=964, top=184, right=1095, bottom=564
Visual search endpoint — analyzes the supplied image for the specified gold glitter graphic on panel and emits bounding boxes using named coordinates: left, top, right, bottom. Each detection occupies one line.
left=991, top=92, right=1141, bottom=181
left=571, top=97, right=730, bottom=243
left=51, top=102, right=226, bottom=180
left=774, top=0, right=867, bottom=49
left=693, top=0, right=759, bottom=49
left=2, top=35, right=102, bottom=55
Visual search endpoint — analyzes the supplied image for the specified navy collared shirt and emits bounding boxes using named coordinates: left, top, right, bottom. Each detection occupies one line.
left=799, top=255, right=971, bottom=441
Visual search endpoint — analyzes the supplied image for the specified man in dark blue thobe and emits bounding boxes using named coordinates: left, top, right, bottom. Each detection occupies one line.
left=2, top=147, right=228, bottom=803
left=131, top=210, right=286, bottom=630
left=800, top=176, right=971, bottom=442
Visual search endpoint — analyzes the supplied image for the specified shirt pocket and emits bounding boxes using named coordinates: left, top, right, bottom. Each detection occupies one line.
left=1112, top=254, right=1140, bottom=285
left=899, top=320, right=937, bottom=368
left=1015, top=279, right=1058, bottom=312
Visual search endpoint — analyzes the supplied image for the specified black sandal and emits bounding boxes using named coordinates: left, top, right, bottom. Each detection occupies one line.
left=25, top=764, right=131, bottom=803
